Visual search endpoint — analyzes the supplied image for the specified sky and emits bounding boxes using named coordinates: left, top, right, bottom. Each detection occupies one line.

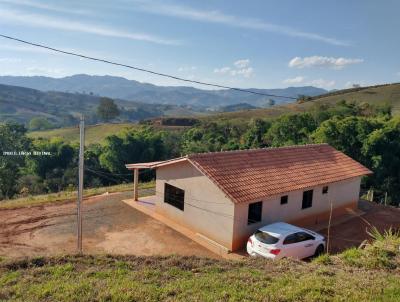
left=0, top=0, right=399, bottom=90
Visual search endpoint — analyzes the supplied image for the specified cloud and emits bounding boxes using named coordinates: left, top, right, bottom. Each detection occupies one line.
left=283, top=76, right=305, bottom=84
left=289, top=56, right=363, bottom=69
left=0, top=8, right=179, bottom=45
left=0, top=0, right=91, bottom=15
left=234, top=59, right=250, bottom=68
left=309, top=79, right=336, bottom=89
left=214, top=67, right=231, bottom=74
left=130, top=1, right=348, bottom=46
left=214, top=59, right=254, bottom=78
left=0, top=57, right=22, bottom=63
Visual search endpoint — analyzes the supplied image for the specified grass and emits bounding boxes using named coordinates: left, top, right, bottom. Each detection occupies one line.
left=0, top=181, right=155, bottom=209
left=0, top=209, right=398, bottom=301
left=0, top=251, right=399, bottom=302
left=28, top=123, right=138, bottom=145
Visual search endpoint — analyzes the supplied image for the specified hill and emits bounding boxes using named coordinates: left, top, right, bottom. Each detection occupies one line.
left=0, top=83, right=197, bottom=126
left=199, top=82, right=400, bottom=123
left=28, top=123, right=137, bottom=145
left=28, top=123, right=186, bottom=145
left=0, top=74, right=327, bottom=107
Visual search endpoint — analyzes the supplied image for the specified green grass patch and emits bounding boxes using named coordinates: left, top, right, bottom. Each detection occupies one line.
left=28, top=123, right=138, bottom=145
left=0, top=181, right=155, bottom=209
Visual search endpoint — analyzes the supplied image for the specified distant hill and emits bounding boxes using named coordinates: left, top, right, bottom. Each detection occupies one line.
left=218, top=103, right=259, bottom=112
left=198, top=82, right=400, bottom=123
left=0, top=83, right=196, bottom=126
left=0, top=74, right=327, bottom=107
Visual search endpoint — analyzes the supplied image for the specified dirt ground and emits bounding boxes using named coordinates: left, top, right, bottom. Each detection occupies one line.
left=318, top=200, right=400, bottom=253
left=0, top=191, right=215, bottom=259
left=1, top=193, right=399, bottom=259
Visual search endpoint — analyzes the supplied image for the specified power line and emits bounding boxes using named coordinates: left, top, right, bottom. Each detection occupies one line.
left=0, top=34, right=298, bottom=100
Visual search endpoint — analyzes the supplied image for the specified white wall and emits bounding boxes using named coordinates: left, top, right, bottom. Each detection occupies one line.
left=232, top=177, right=361, bottom=249
left=155, top=161, right=235, bottom=250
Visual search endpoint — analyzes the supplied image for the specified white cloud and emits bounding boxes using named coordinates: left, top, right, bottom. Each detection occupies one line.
left=0, top=0, right=91, bottom=15
left=231, top=67, right=253, bottom=78
left=234, top=59, right=250, bottom=68
left=0, top=58, right=22, bottom=63
left=214, top=66, right=231, bottom=74
left=0, top=8, right=179, bottom=45
left=130, top=1, right=348, bottom=46
left=283, top=76, right=305, bottom=84
left=214, top=60, right=254, bottom=78
left=309, top=79, right=336, bottom=89
left=289, top=56, right=363, bottom=70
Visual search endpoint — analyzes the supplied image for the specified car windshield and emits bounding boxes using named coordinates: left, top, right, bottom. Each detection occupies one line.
left=254, top=230, right=279, bottom=244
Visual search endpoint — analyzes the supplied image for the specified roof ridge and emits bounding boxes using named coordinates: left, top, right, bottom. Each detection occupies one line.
left=187, top=143, right=329, bottom=158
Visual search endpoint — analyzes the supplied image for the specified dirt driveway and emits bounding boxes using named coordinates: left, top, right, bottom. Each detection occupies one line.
left=0, top=191, right=215, bottom=259
left=318, top=201, right=400, bottom=254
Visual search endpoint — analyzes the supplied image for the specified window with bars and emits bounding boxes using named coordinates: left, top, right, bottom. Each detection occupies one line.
left=164, top=183, right=185, bottom=211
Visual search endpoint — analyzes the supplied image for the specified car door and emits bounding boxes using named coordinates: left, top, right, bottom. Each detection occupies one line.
left=282, top=233, right=304, bottom=259
left=295, top=232, right=316, bottom=258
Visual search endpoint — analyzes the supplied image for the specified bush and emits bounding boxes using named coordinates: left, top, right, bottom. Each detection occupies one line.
left=339, top=227, right=400, bottom=269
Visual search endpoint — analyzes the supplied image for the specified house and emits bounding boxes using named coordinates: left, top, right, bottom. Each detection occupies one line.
left=126, top=144, right=372, bottom=252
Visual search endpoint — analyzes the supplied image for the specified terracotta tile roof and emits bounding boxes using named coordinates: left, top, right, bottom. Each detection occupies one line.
left=186, top=144, right=372, bottom=204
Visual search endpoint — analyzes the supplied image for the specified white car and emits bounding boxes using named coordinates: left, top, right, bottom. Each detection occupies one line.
left=246, top=222, right=325, bottom=260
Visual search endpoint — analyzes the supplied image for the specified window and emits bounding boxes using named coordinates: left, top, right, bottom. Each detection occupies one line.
left=302, top=190, right=313, bottom=209
left=296, top=232, right=315, bottom=242
left=283, top=234, right=298, bottom=245
left=283, top=232, right=315, bottom=245
left=248, top=201, right=262, bottom=225
left=322, top=186, right=329, bottom=194
left=280, top=195, right=288, bottom=205
left=254, top=230, right=279, bottom=244
left=164, top=183, right=185, bottom=211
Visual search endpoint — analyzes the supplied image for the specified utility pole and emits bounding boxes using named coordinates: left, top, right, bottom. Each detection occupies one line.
left=77, top=115, right=85, bottom=254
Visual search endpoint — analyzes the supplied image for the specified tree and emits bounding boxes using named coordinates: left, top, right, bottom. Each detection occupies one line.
left=97, top=97, right=120, bottom=122
left=264, top=113, right=317, bottom=147
left=29, top=117, right=53, bottom=131
left=26, top=138, right=77, bottom=192
left=242, top=119, right=270, bottom=148
left=99, top=127, right=167, bottom=178
left=312, top=116, right=382, bottom=162
left=361, top=118, right=400, bottom=205
left=0, top=123, right=31, bottom=199
left=296, top=95, right=312, bottom=104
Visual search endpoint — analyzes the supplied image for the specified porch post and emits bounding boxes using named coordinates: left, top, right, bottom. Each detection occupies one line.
left=133, top=168, right=139, bottom=201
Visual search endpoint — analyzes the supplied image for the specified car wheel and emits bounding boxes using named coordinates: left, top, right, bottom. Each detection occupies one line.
left=314, top=244, right=325, bottom=257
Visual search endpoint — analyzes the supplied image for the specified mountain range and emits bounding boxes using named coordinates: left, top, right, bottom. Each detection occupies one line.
left=0, top=74, right=327, bottom=108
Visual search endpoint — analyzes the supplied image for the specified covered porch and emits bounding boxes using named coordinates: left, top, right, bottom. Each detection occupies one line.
left=125, top=161, right=162, bottom=202
left=125, top=157, right=187, bottom=201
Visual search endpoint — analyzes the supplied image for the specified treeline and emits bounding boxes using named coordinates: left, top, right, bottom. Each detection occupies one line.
left=1, top=100, right=399, bottom=206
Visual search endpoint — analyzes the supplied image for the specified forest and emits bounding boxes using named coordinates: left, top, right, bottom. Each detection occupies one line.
left=0, top=100, right=399, bottom=206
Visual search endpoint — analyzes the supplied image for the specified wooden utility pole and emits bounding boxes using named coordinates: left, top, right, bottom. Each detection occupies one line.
left=326, top=201, right=333, bottom=254
left=77, top=115, right=85, bottom=254
left=133, top=168, right=139, bottom=201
